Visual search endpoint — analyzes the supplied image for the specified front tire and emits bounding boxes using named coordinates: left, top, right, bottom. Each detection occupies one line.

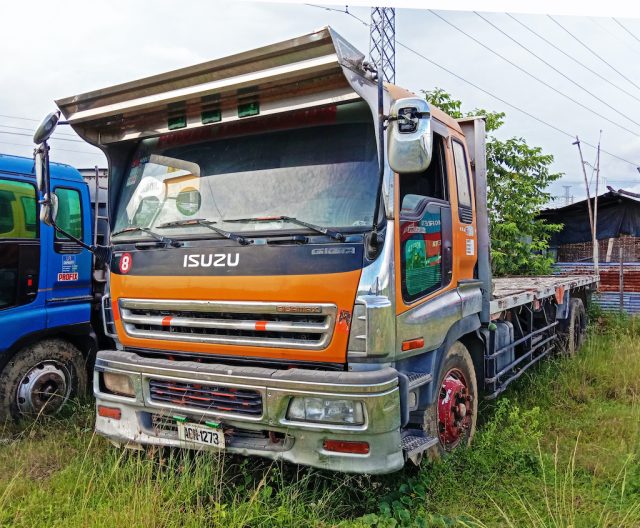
left=0, top=339, right=87, bottom=423
left=424, top=341, right=478, bottom=459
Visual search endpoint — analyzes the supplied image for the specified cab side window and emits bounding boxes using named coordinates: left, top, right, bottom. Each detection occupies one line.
left=54, top=188, right=83, bottom=240
left=398, top=133, right=452, bottom=302
left=0, top=190, right=13, bottom=235
left=452, top=140, right=473, bottom=223
left=399, top=133, right=447, bottom=211
left=0, top=179, right=37, bottom=240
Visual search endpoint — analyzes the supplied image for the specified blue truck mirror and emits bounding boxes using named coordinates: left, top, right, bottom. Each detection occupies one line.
left=39, top=193, right=58, bottom=226
left=33, top=111, right=60, bottom=144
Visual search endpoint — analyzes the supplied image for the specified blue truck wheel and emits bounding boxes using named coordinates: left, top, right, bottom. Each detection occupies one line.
left=0, top=338, right=88, bottom=422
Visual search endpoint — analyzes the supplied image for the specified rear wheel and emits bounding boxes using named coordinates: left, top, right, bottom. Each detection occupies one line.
left=0, top=339, right=87, bottom=423
left=560, top=298, right=587, bottom=356
left=423, top=341, right=478, bottom=459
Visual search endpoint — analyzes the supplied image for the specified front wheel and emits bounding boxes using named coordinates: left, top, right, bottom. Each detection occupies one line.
left=423, top=341, right=478, bottom=459
left=0, top=339, right=87, bottom=423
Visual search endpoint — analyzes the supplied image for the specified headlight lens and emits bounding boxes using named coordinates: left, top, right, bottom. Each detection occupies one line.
left=286, top=397, right=365, bottom=425
left=102, top=372, right=135, bottom=397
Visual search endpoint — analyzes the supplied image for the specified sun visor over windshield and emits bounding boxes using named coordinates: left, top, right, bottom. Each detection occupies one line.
left=55, top=27, right=378, bottom=146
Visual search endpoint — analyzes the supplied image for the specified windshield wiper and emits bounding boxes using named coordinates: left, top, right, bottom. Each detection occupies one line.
left=157, top=218, right=250, bottom=246
left=111, top=226, right=181, bottom=247
left=224, top=216, right=346, bottom=242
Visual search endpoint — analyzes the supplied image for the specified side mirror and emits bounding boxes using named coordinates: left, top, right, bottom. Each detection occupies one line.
left=387, top=98, right=433, bottom=174
left=33, top=111, right=60, bottom=144
left=40, top=193, right=58, bottom=226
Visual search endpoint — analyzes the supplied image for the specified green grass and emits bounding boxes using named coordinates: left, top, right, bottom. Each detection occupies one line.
left=1, top=314, right=639, bottom=527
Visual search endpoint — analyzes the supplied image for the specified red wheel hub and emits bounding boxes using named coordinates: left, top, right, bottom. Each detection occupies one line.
left=438, top=368, right=473, bottom=449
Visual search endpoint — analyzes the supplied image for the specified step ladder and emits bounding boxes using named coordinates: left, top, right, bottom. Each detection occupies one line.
left=406, top=371, right=433, bottom=390
left=91, top=166, right=109, bottom=279
left=401, top=429, right=439, bottom=463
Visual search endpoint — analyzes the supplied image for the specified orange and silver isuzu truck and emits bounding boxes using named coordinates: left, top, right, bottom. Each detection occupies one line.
left=37, top=28, right=596, bottom=473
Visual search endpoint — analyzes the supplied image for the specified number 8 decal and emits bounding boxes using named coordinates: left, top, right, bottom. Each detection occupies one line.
left=120, top=252, right=132, bottom=274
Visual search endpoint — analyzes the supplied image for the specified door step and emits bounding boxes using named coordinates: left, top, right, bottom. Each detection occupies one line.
left=406, top=371, right=433, bottom=390
left=401, top=429, right=439, bottom=459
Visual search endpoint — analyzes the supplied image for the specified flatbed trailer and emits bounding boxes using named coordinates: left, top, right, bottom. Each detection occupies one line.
left=486, top=275, right=597, bottom=399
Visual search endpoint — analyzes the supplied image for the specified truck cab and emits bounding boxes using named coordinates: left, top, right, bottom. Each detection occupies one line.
left=48, top=27, right=594, bottom=473
left=0, top=154, right=95, bottom=421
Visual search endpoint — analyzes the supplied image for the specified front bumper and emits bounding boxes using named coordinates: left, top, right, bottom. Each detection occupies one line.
left=93, top=350, right=404, bottom=474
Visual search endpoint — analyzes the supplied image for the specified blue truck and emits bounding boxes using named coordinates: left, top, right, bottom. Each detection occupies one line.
left=0, top=153, right=104, bottom=421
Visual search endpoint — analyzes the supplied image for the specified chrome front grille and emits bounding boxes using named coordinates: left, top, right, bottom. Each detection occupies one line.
left=118, top=299, right=336, bottom=350
left=148, top=379, right=263, bottom=416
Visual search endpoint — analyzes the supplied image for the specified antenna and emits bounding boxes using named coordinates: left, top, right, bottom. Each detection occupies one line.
left=369, top=7, right=396, bottom=83
left=562, top=185, right=572, bottom=206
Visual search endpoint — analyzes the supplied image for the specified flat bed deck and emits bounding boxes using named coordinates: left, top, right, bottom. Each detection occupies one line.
left=489, top=275, right=598, bottom=315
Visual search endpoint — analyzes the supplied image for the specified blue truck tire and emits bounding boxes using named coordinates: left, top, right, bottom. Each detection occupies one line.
left=0, top=338, right=88, bottom=422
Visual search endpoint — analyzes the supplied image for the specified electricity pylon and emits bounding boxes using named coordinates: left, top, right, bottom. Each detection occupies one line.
left=369, top=7, right=396, bottom=83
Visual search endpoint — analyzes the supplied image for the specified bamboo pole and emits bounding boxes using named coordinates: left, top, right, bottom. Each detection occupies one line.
left=573, top=137, right=595, bottom=273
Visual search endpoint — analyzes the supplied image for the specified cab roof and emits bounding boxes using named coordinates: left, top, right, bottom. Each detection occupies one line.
left=0, top=153, right=84, bottom=183
left=55, top=26, right=464, bottom=146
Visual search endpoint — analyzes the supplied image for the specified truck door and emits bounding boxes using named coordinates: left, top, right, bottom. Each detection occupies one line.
left=396, top=132, right=453, bottom=305
left=0, top=177, right=42, bottom=349
left=45, top=184, right=92, bottom=328
left=395, top=131, right=462, bottom=356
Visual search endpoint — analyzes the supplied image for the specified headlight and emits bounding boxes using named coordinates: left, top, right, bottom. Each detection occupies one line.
left=102, top=372, right=135, bottom=397
left=286, top=397, right=365, bottom=425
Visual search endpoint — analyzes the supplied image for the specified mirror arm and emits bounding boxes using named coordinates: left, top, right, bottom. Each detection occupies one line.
left=368, top=64, right=388, bottom=258
left=48, top=220, right=112, bottom=266
left=49, top=222, right=92, bottom=251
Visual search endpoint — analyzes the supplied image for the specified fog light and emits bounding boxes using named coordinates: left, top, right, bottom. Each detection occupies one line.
left=287, top=397, right=364, bottom=425
left=103, top=372, right=135, bottom=397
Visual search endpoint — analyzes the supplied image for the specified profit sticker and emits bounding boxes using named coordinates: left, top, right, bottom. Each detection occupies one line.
left=59, top=255, right=79, bottom=281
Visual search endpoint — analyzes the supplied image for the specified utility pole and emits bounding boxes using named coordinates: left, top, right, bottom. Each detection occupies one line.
left=593, top=131, right=602, bottom=275
left=369, top=7, right=396, bottom=83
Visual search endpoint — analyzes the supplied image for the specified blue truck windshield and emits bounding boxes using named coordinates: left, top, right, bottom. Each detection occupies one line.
left=113, top=118, right=379, bottom=241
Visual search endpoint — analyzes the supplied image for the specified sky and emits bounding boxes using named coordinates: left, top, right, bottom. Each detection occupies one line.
left=1, top=0, right=639, bottom=203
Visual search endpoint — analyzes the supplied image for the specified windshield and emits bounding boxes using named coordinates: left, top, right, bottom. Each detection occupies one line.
left=112, top=103, right=379, bottom=241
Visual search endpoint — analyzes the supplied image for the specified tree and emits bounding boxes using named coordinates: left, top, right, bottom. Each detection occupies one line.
left=423, top=88, right=563, bottom=276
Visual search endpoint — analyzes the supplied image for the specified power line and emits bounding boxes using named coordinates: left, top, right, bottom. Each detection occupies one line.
left=394, top=38, right=638, bottom=167
left=0, top=123, right=79, bottom=138
left=0, top=113, right=40, bottom=123
left=612, top=18, right=640, bottom=46
left=590, top=17, right=640, bottom=54
left=506, top=13, right=640, bottom=105
left=0, top=140, right=101, bottom=156
left=430, top=10, right=640, bottom=137
left=549, top=16, right=640, bottom=92
left=0, top=130, right=89, bottom=144
left=474, top=11, right=640, bottom=128
left=304, top=4, right=640, bottom=168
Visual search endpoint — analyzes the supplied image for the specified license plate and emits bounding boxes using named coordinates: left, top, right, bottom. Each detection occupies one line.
left=177, top=423, right=225, bottom=449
